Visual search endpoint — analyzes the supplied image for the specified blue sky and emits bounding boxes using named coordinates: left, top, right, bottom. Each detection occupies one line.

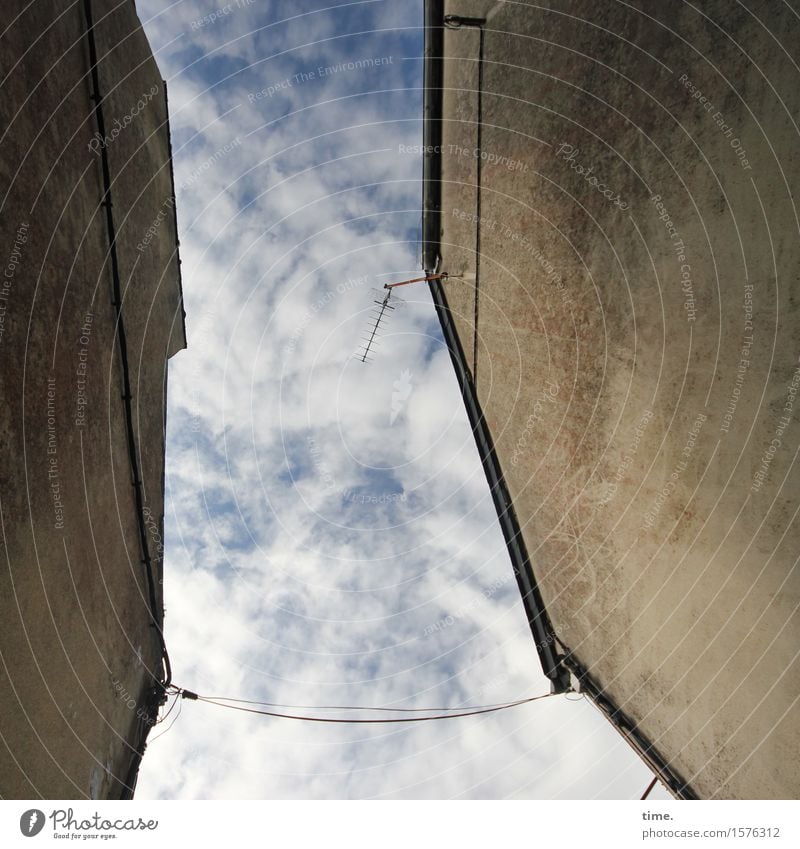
left=133, top=0, right=665, bottom=799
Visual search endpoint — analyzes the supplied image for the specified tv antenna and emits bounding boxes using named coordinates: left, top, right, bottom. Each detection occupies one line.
left=356, top=272, right=449, bottom=363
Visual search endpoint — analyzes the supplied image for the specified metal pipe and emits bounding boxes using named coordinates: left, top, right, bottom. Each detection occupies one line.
left=422, top=0, right=444, bottom=273
left=428, top=275, right=569, bottom=690
left=443, top=14, right=487, bottom=384
left=384, top=272, right=448, bottom=288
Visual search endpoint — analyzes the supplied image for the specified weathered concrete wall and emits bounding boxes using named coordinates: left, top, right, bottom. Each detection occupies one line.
left=437, top=0, right=800, bottom=798
left=0, top=0, right=185, bottom=798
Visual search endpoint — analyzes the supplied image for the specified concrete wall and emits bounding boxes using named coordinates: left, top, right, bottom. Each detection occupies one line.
left=436, top=0, right=799, bottom=798
left=0, top=0, right=185, bottom=798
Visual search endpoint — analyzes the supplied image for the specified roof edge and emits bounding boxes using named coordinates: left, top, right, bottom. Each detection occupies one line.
left=563, top=652, right=699, bottom=800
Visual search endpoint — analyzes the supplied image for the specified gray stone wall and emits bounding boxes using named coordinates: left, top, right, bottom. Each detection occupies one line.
left=438, top=0, right=799, bottom=798
left=0, top=0, right=185, bottom=798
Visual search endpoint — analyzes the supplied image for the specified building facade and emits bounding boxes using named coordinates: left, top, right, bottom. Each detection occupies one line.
left=424, top=0, right=799, bottom=798
left=0, top=0, right=185, bottom=797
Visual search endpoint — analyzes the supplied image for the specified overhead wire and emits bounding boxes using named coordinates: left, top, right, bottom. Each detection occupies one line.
left=171, top=687, right=556, bottom=725
left=148, top=696, right=183, bottom=744
left=182, top=692, right=551, bottom=713
left=155, top=691, right=181, bottom=725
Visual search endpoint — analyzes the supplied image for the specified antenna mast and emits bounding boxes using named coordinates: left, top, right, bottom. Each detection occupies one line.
left=356, top=273, right=449, bottom=363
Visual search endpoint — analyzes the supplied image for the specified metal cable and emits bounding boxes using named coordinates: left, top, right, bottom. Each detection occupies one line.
left=177, top=689, right=554, bottom=724
left=182, top=692, right=549, bottom=713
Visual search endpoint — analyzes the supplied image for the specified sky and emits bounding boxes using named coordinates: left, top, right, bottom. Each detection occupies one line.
left=133, top=0, right=667, bottom=800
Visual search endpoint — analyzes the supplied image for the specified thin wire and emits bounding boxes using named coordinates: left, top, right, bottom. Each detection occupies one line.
left=189, top=692, right=553, bottom=724
left=640, top=775, right=658, bottom=800
left=148, top=697, right=182, bottom=743
left=473, top=23, right=484, bottom=385
left=193, top=693, right=549, bottom=713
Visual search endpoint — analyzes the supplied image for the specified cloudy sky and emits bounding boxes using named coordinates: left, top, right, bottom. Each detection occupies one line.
left=133, top=0, right=665, bottom=799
